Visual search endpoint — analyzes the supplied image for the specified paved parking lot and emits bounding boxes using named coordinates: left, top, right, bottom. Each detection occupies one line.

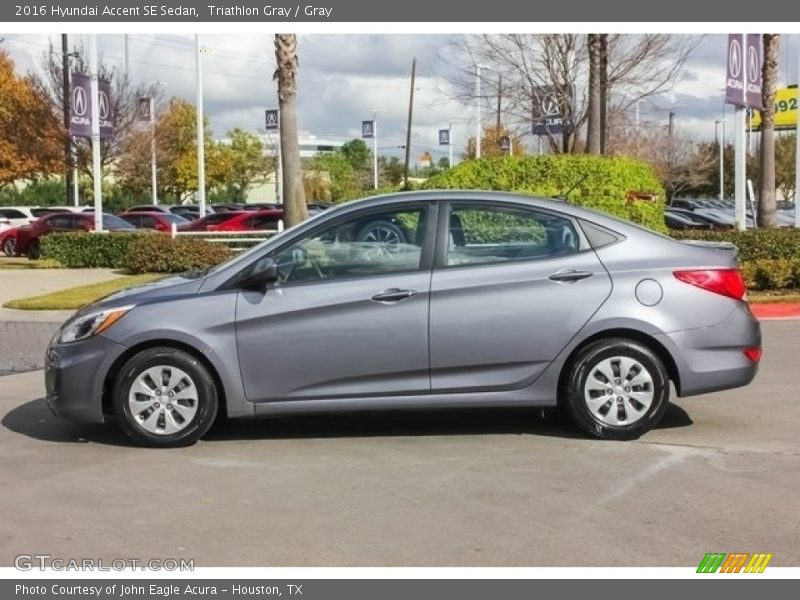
left=0, top=321, right=798, bottom=567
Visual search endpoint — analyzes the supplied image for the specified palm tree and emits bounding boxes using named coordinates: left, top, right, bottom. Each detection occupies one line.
left=758, top=34, right=780, bottom=228
left=274, top=34, right=308, bottom=227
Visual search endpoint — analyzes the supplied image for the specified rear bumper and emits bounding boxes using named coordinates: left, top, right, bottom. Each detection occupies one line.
left=656, top=301, right=761, bottom=397
left=45, top=335, right=127, bottom=424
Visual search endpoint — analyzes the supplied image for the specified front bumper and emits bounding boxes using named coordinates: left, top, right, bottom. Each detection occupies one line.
left=45, top=334, right=127, bottom=423
left=656, top=301, right=762, bottom=397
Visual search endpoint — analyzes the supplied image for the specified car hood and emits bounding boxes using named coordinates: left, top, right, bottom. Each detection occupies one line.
left=82, top=273, right=206, bottom=314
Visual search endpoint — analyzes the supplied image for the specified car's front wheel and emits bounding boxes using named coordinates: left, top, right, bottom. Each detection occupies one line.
left=563, top=338, right=669, bottom=440
left=2, top=236, right=16, bottom=256
left=112, top=347, right=219, bottom=447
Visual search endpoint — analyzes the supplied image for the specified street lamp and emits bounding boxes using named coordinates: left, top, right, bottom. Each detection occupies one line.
left=372, top=109, right=386, bottom=189
left=195, top=36, right=211, bottom=217
left=144, top=81, right=166, bottom=205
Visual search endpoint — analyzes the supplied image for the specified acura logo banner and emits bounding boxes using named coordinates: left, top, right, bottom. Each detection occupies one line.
left=69, top=73, right=114, bottom=139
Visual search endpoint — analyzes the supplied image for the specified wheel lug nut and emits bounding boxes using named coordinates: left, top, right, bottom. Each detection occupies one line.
left=168, top=391, right=174, bottom=397
left=167, top=404, right=173, bottom=409
left=154, top=402, right=160, bottom=408
left=625, top=387, right=630, bottom=392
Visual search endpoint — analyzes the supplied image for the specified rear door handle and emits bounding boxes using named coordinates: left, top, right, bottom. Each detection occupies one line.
left=371, top=288, right=417, bottom=303
left=548, top=269, right=593, bottom=283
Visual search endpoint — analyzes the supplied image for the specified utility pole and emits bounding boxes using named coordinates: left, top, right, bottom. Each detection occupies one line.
left=61, top=34, right=72, bottom=206
left=124, top=34, right=129, bottom=77
left=668, top=111, right=675, bottom=172
left=495, top=74, right=502, bottom=130
left=195, top=35, right=207, bottom=217
left=402, top=58, right=416, bottom=190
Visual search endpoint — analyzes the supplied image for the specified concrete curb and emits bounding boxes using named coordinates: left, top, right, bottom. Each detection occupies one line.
left=750, top=303, right=800, bottom=320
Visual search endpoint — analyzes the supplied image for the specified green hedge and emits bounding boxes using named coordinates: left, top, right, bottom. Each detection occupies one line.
left=423, top=155, right=666, bottom=232
left=125, top=234, right=232, bottom=274
left=41, top=232, right=232, bottom=274
left=41, top=232, right=145, bottom=268
left=740, top=259, right=800, bottom=291
left=669, top=229, right=800, bottom=262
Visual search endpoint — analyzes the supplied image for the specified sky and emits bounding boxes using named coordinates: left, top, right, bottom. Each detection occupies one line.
left=2, top=33, right=800, bottom=161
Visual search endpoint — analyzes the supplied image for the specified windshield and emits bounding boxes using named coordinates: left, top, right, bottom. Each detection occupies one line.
left=103, top=214, right=136, bottom=230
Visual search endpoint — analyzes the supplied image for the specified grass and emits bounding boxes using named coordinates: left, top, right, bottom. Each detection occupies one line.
left=3, top=274, right=162, bottom=310
left=0, top=257, right=61, bottom=269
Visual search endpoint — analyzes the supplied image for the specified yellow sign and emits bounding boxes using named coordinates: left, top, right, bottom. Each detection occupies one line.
left=749, top=87, right=798, bottom=129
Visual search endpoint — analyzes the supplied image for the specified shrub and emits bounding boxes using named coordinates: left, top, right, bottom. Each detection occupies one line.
left=423, top=155, right=666, bottom=232
left=125, top=234, right=232, bottom=274
left=669, top=228, right=800, bottom=262
left=41, top=232, right=147, bottom=268
left=740, top=259, right=800, bottom=291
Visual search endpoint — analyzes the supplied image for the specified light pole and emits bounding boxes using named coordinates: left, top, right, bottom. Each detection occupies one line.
left=716, top=119, right=727, bottom=201
left=448, top=121, right=454, bottom=169
left=145, top=81, right=166, bottom=205
left=372, top=108, right=386, bottom=189
left=195, top=36, right=210, bottom=217
left=89, top=34, right=102, bottom=232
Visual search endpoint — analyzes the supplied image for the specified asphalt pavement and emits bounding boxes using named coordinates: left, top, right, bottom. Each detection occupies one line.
left=0, top=321, right=797, bottom=567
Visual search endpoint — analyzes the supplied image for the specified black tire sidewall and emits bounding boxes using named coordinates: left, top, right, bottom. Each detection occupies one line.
left=3, top=237, right=15, bottom=256
left=565, top=339, right=669, bottom=440
left=27, top=239, right=40, bottom=260
left=113, top=348, right=218, bottom=447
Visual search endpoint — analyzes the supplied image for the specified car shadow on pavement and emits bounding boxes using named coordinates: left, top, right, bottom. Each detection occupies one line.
left=2, top=397, right=693, bottom=446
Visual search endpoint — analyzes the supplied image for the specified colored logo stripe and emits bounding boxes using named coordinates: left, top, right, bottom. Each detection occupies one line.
left=697, top=552, right=772, bottom=573
left=745, top=553, right=773, bottom=573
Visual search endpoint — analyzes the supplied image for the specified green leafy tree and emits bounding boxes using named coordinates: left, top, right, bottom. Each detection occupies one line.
left=224, top=128, right=272, bottom=201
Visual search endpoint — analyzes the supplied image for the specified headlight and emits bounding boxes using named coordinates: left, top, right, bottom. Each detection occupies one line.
left=58, top=305, right=135, bottom=344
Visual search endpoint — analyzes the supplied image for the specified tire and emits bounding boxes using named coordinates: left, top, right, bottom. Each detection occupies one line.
left=2, top=236, right=16, bottom=257
left=27, top=239, right=40, bottom=260
left=112, top=347, right=219, bottom=447
left=562, top=338, right=669, bottom=440
left=356, top=220, right=406, bottom=246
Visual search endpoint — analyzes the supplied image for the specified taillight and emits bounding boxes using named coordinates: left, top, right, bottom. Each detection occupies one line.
left=743, top=347, right=762, bottom=362
left=673, top=269, right=747, bottom=301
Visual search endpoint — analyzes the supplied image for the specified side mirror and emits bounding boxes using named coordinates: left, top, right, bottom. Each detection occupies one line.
left=239, top=257, right=278, bottom=291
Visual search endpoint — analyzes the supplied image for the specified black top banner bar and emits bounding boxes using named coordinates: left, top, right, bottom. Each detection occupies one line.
left=3, top=0, right=800, bottom=22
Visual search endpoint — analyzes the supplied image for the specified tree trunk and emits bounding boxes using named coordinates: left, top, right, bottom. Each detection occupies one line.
left=599, top=34, right=608, bottom=154
left=274, top=34, right=308, bottom=227
left=586, top=34, right=602, bottom=154
left=758, top=34, right=780, bottom=228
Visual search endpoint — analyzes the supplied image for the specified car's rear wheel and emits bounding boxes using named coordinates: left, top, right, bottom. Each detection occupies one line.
left=2, top=236, right=16, bottom=256
left=27, top=239, right=40, bottom=260
left=563, top=338, right=669, bottom=440
left=112, top=347, right=218, bottom=447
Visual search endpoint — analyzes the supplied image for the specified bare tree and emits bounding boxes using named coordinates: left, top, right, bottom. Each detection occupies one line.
left=758, top=34, right=780, bottom=228
left=274, top=34, right=308, bottom=226
left=32, top=40, right=149, bottom=186
left=449, top=34, right=700, bottom=154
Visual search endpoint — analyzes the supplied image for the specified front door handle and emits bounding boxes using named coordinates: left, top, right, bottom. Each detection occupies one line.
left=371, top=288, right=417, bottom=303
left=548, top=269, right=593, bottom=283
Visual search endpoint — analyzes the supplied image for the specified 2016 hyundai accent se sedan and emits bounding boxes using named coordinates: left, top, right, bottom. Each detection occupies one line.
left=45, top=191, right=761, bottom=447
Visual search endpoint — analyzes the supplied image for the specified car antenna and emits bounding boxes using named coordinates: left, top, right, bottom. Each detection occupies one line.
left=554, top=174, right=589, bottom=203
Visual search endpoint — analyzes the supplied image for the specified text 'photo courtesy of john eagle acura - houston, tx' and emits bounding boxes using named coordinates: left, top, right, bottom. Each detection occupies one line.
left=44, top=191, right=761, bottom=447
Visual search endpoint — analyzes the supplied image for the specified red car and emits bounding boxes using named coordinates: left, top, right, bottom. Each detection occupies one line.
left=178, top=209, right=284, bottom=232
left=118, top=211, right=190, bottom=232
left=1, top=227, right=19, bottom=256
left=16, top=212, right=135, bottom=259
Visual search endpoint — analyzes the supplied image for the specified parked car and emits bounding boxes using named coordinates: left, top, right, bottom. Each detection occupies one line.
left=664, top=211, right=713, bottom=231
left=1, top=207, right=80, bottom=256
left=123, top=204, right=173, bottom=214
left=119, top=211, right=189, bottom=232
left=0, top=226, right=20, bottom=256
left=44, top=191, right=761, bottom=447
left=169, top=205, right=215, bottom=220
left=667, top=208, right=735, bottom=230
left=16, top=212, right=135, bottom=259
left=178, top=210, right=283, bottom=232
left=210, top=203, right=246, bottom=212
